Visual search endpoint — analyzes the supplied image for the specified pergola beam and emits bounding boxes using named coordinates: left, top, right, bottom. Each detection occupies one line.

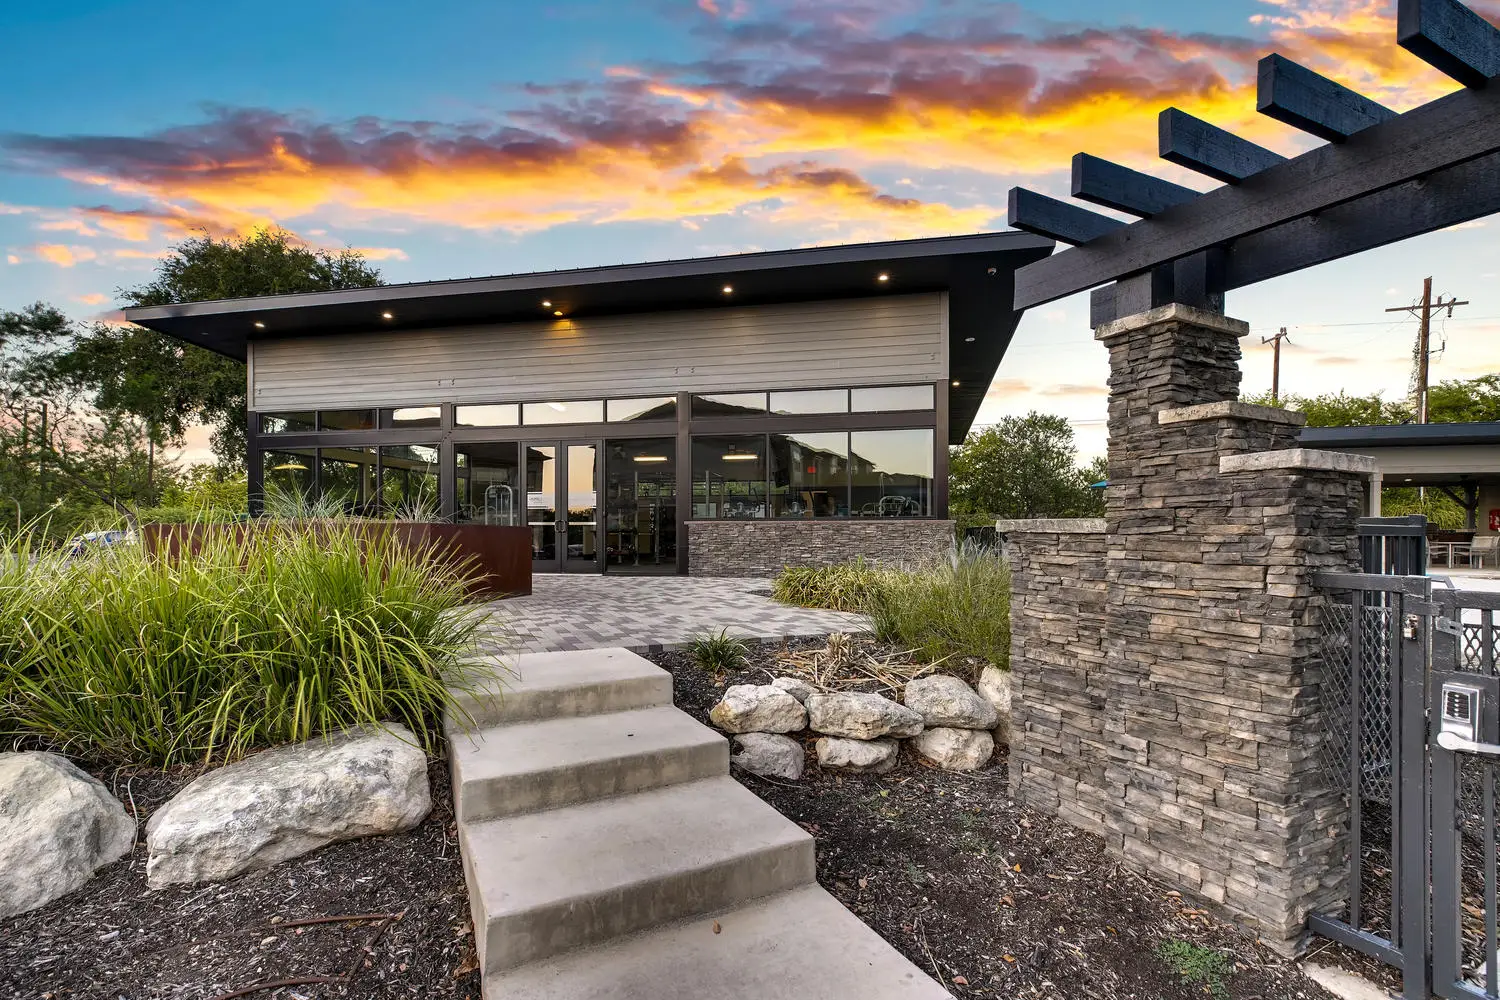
left=1398, top=0, right=1500, bottom=87
left=1071, top=153, right=1199, bottom=217
left=1013, top=78, right=1500, bottom=309
left=1257, top=54, right=1397, bottom=141
left=1007, top=188, right=1124, bottom=245
left=1158, top=108, right=1286, bottom=184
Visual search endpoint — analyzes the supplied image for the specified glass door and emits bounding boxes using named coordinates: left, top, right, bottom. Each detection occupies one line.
left=524, top=442, right=601, bottom=572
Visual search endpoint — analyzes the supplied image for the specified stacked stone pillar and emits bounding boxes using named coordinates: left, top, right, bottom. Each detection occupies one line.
left=1003, top=304, right=1374, bottom=953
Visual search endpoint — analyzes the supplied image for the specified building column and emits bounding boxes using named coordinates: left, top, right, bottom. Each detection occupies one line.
left=1368, top=472, right=1383, bottom=517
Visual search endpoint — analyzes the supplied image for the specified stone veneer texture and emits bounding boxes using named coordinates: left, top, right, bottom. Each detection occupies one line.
left=687, top=520, right=955, bottom=577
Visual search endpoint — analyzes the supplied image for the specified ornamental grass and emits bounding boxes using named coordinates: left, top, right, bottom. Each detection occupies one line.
left=0, top=523, right=493, bottom=767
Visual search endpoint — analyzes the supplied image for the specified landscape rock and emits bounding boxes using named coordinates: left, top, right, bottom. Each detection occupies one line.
left=770, top=676, right=816, bottom=704
left=815, top=737, right=900, bottom=774
left=709, top=685, right=808, bottom=734
left=805, top=692, right=924, bottom=740
left=0, top=752, right=137, bottom=918
left=145, top=725, right=431, bottom=887
left=911, top=727, right=995, bottom=772
left=977, top=666, right=1014, bottom=745
left=903, top=675, right=999, bottom=730
left=731, top=733, right=805, bottom=780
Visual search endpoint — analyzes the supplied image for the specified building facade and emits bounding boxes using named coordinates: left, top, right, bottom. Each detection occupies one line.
left=125, top=232, right=1052, bottom=575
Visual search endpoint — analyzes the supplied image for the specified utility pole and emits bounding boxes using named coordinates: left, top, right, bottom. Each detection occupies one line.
left=1261, top=327, right=1291, bottom=405
left=1386, top=277, right=1468, bottom=423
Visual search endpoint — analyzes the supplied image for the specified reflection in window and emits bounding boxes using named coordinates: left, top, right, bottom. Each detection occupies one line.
left=769, top=389, right=848, bottom=415
left=381, top=406, right=441, bottom=428
left=318, top=410, right=376, bottom=431
left=260, top=412, right=315, bottom=434
left=455, top=404, right=520, bottom=428
left=607, top=397, right=677, bottom=422
left=692, top=392, right=767, bottom=417
left=262, top=449, right=316, bottom=510
left=851, top=429, right=933, bottom=517
left=771, top=432, right=848, bottom=518
left=380, top=444, right=440, bottom=518
left=319, top=447, right=377, bottom=515
left=691, top=435, right=766, bottom=519
left=456, top=442, right=522, bottom=525
left=851, top=384, right=935, bottom=413
left=523, top=400, right=604, bottom=425
left=605, top=439, right=677, bottom=568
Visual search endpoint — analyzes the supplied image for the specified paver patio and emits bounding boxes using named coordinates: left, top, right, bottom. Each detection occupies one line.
left=482, top=575, right=868, bottom=654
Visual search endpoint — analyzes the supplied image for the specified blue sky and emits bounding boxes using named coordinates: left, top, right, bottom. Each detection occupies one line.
left=2, top=0, right=1497, bottom=462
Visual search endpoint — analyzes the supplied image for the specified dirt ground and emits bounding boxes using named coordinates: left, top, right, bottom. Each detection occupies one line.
left=650, top=639, right=1398, bottom=1000
left=0, top=759, right=481, bottom=1000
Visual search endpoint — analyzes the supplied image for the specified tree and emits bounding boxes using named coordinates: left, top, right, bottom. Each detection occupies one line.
left=31, top=228, right=383, bottom=465
left=949, top=412, right=1104, bottom=528
left=1428, top=374, right=1500, bottom=424
left=1240, top=389, right=1411, bottom=427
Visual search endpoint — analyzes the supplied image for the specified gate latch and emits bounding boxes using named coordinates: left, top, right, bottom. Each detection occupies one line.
left=1436, top=679, right=1500, bottom=756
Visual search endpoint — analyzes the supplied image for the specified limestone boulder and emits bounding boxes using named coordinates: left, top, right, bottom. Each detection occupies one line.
left=903, top=675, right=998, bottom=730
left=731, top=733, right=805, bottom=780
left=805, top=692, right=924, bottom=740
left=709, top=685, right=807, bottom=734
left=0, top=752, right=137, bottom=918
left=816, top=737, right=900, bottom=774
left=146, top=725, right=430, bottom=888
left=977, top=666, right=1014, bottom=746
left=911, top=727, right=994, bottom=772
left=770, top=676, right=816, bottom=704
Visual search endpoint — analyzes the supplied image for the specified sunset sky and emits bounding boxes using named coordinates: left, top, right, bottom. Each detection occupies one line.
left=2, top=0, right=1497, bottom=463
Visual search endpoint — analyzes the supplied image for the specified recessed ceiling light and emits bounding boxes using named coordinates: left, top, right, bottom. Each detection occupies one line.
left=541, top=300, right=552, bottom=308
left=964, top=336, right=975, bottom=343
left=951, top=380, right=961, bottom=387
left=722, top=284, right=734, bottom=294
left=381, top=311, right=394, bottom=320
left=877, top=273, right=890, bottom=282
left=553, top=310, right=563, bottom=317
left=253, top=321, right=266, bottom=329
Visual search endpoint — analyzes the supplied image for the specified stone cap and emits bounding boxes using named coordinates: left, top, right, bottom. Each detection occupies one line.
left=1219, top=448, right=1379, bottom=475
left=1159, top=401, right=1306, bottom=427
left=1094, top=303, right=1249, bottom=342
left=995, top=518, right=1107, bottom=533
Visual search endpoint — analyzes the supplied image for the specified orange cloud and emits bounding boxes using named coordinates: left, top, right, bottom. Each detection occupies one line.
left=29, top=244, right=98, bottom=267
left=352, top=246, right=409, bottom=261
left=75, top=292, right=110, bottom=305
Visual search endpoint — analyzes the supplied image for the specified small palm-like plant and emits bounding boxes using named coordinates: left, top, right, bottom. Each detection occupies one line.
left=688, top=628, right=750, bottom=674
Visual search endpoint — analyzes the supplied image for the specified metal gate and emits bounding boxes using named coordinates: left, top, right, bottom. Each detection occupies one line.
left=1312, top=569, right=1500, bottom=999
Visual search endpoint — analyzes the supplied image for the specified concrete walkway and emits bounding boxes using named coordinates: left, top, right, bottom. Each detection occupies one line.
left=449, top=647, right=947, bottom=999
left=483, top=575, right=868, bottom=654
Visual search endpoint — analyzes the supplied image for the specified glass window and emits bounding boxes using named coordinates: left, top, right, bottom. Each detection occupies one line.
left=605, top=439, right=677, bottom=568
left=259, top=412, right=314, bottom=434
left=608, top=396, right=677, bottom=422
left=769, top=389, right=848, bottom=415
left=261, top=449, right=315, bottom=509
left=851, top=384, right=935, bottom=412
left=691, top=435, right=766, bottom=519
left=771, top=432, right=848, bottom=518
left=692, top=392, right=767, bottom=417
left=381, top=406, right=441, bottom=429
left=456, top=442, right=522, bottom=525
left=379, top=444, right=440, bottom=518
left=455, top=404, right=520, bottom=428
left=318, top=409, right=375, bottom=431
left=523, top=399, right=604, bottom=425
left=319, top=447, right=377, bottom=515
left=850, top=429, right=934, bottom=517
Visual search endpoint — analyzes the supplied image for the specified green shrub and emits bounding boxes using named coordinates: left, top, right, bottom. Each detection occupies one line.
left=0, top=523, right=493, bottom=767
left=688, top=628, right=750, bottom=673
left=1156, top=940, right=1234, bottom=999
left=771, top=558, right=887, bottom=612
left=865, top=542, right=1011, bottom=673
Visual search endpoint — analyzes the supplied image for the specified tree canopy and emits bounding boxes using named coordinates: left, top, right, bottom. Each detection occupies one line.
left=948, top=412, right=1104, bottom=528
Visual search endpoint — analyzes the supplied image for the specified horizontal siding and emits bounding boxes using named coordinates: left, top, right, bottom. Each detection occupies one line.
left=251, top=293, right=945, bottom=411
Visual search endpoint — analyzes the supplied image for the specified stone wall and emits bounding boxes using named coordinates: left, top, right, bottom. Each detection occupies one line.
left=1002, top=304, right=1373, bottom=954
left=687, top=519, right=955, bottom=577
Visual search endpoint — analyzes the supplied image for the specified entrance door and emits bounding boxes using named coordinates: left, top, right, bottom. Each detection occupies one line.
left=524, top=442, right=600, bottom=572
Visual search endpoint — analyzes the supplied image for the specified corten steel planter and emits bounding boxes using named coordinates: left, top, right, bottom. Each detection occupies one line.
left=142, top=522, right=532, bottom=598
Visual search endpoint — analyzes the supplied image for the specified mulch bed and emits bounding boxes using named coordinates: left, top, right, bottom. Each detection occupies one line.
left=0, top=759, right=481, bottom=1000
left=649, top=638, right=1392, bottom=1000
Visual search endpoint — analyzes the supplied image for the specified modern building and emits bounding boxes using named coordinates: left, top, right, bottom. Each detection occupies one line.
left=123, top=232, right=1053, bottom=575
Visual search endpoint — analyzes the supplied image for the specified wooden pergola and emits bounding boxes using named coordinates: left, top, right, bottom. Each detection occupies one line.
left=1008, top=0, right=1500, bottom=325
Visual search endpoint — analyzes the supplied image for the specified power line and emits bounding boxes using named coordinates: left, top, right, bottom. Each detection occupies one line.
left=1384, top=276, right=1469, bottom=423
left=1261, top=327, right=1292, bottom=405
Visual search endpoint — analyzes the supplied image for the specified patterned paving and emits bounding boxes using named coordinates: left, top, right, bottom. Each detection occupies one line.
left=480, top=575, right=868, bottom=654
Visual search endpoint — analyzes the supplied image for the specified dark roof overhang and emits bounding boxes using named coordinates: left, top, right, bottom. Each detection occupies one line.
left=1301, top=422, right=1500, bottom=448
left=122, top=230, right=1054, bottom=443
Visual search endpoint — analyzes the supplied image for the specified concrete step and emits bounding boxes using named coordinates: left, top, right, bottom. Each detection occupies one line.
left=447, top=648, right=671, bottom=730
left=450, top=706, right=729, bottom=824
left=484, top=884, right=951, bottom=999
left=462, top=775, right=814, bottom=975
